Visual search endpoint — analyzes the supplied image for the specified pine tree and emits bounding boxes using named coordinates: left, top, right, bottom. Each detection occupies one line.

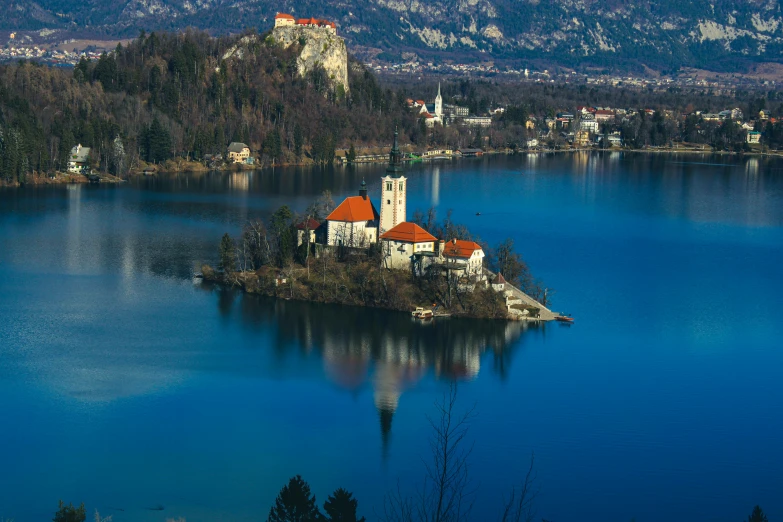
left=267, top=475, right=323, bottom=522
left=747, top=506, right=769, bottom=522
left=53, top=500, right=86, bottom=522
left=346, top=143, right=356, bottom=163
left=218, top=233, right=236, bottom=273
left=323, top=488, right=365, bottom=522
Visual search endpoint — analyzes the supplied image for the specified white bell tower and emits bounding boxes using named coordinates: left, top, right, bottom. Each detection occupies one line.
left=380, top=129, right=407, bottom=235
left=435, top=82, right=443, bottom=120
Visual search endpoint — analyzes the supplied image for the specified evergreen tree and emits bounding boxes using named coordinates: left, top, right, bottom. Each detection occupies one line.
left=346, top=143, right=356, bottom=163
left=53, top=500, right=86, bottom=522
left=267, top=475, right=323, bottom=522
left=747, top=506, right=769, bottom=522
left=293, top=124, right=303, bottom=157
left=270, top=205, right=294, bottom=267
left=140, top=117, right=172, bottom=163
left=323, top=488, right=365, bottom=522
left=218, top=233, right=236, bottom=272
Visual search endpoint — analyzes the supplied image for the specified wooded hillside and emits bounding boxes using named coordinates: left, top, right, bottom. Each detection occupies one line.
left=0, top=29, right=417, bottom=184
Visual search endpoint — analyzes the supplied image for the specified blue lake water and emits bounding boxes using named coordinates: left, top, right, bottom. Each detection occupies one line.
left=1, top=152, right=782, bottom=522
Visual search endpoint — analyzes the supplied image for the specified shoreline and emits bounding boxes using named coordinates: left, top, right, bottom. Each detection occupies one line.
left=3, top=147, right=779, bottom=188
left=200, top=264, right=552, bottom=323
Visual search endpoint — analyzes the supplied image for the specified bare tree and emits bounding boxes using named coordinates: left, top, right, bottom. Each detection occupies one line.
left=382, top=383, right=476, bottom=522
left=499, top=454, right=538, bottom=522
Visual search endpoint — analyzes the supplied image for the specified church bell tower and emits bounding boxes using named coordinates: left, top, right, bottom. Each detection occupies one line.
left=435, top=82, right=443, bottom=120
left=380, top=128, right=407, bottom=235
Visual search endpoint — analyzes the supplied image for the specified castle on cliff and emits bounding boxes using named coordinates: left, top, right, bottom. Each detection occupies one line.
left=274, top=13, right=337, bottom=33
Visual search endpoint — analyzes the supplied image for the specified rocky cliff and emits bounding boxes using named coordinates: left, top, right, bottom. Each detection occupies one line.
left=271, top=25, right=349, bottom=94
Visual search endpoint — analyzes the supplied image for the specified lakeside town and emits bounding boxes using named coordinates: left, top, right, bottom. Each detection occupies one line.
left=52, top=88, right=781, bottom=179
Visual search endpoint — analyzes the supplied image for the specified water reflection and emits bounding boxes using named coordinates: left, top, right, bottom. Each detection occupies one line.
left=221, top=289, right=543, bottom=452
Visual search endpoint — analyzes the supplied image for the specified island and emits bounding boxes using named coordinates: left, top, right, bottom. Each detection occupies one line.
left=202, top=129, right=561, bottom=322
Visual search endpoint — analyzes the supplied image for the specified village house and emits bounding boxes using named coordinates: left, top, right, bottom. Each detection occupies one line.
left=67, top=144, right=91, bottom=174
left=444, top=104, right=469, bottom=119
left=462, top=116, right=492, bottom=128
left=380, top=222, right=437, bottom=271
left=326, top=180, right=380, bottom=247
left=594, top=109, right=615, bottom=123
left=579, top=119, right=599, bottom=134
left=227, top=142, right=251, bottom=164
left=747, top=131, right=761, bottom=144
left=295, top=218, right=323, bottom=247
left=573, top=130, right=591, bottom=147
left=439, top=238, right=485, bottom=278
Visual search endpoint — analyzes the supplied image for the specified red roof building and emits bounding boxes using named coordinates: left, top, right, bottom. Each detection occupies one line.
left=295, top=218, right=322, bottom=230
left=380, top=222, right=437, bottom=243
left=327, top=196, right=379, bottom=222
left=442, top=239, right=483, bottom=259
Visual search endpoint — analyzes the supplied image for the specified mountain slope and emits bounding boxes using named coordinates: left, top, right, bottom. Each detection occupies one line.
left=2, top=0, right=783, bottom=71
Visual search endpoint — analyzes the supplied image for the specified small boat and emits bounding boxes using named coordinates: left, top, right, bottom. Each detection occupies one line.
left=555, top=315, right=574, bottom=323
left=411, top=307, right=434, bottom=319
left=475, top=212, right=481, bottom=216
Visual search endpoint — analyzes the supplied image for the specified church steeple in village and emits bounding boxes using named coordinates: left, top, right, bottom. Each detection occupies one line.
left=380, top=127, right=407, bottom=234
left=435, top=82, right=443, bottom=120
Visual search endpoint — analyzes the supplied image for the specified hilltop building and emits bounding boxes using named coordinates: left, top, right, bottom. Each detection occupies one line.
left=275, top=13, right=337, bottom=32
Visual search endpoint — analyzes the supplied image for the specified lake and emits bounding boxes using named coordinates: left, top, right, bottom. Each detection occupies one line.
left=1, top=152, right=782, bottom=522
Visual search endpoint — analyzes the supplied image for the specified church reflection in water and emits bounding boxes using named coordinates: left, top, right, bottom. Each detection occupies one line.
left=226, top=290, right=543, bottom=454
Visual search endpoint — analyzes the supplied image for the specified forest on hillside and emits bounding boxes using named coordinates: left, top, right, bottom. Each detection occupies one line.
left=0, top=29, right=419, bottom=184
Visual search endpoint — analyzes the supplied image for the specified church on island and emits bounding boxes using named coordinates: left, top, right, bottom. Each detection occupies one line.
left=317, top=129, right=485, bottom=277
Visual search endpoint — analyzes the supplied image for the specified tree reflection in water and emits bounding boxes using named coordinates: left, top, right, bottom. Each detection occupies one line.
left=209, top=284, right=546, bottom=454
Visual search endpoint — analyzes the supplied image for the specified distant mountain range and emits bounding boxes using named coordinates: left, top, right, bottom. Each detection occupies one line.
left=3, top=0, right=783, bottom=73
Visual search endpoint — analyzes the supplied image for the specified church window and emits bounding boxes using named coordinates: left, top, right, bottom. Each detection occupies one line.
left=387, top=199, right=391, bottom=204
left=386, top=182, right=392, bottom=191
left=399, top=182, right=404, bottom=191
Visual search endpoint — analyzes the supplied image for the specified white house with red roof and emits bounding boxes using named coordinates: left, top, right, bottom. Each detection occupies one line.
left=274, top=13, right=295, bottom=27
left=325, top=181, right=379, bottom=247
left=380, top=222, right=437, bottom=270
left=439, top=238, right=485, bottom=278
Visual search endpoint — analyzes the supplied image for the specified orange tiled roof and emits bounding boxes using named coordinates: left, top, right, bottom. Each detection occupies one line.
left=275, top=13, right=295, bottom=19
left=326, top=196, right=379, bottom=222
left=442, top=239, right=482, bottom=259
left=296, top=18, right=310, bottom=24
left=380, top=222, right=437, bottom=243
